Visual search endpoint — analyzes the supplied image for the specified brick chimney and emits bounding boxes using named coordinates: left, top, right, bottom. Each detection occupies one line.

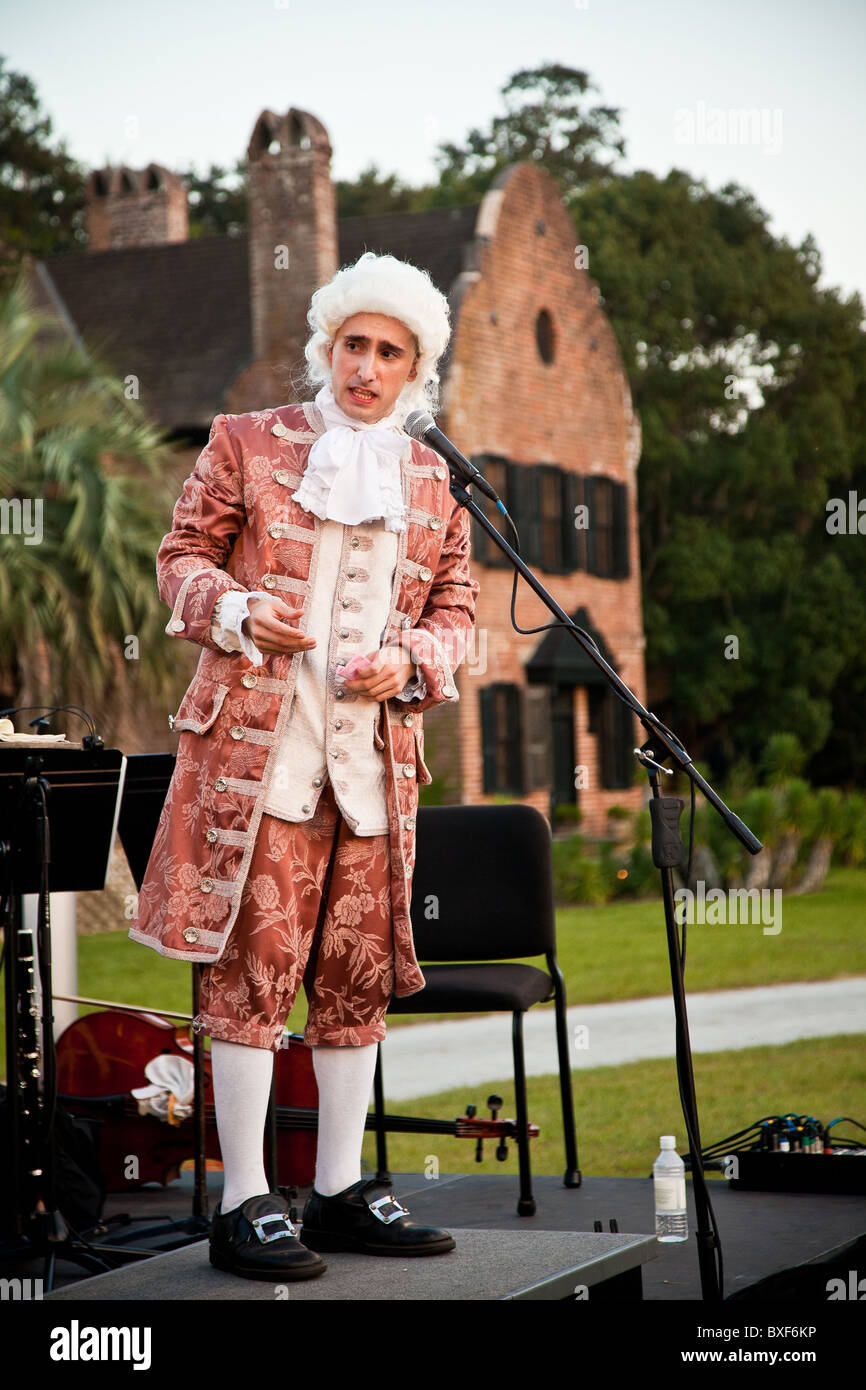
left=86, top=164, right=188, bottom=251
left=227, top=107, right=338, bottom=412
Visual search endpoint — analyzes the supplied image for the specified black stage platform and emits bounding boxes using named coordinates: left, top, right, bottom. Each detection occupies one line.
left=16, top=1167, right=866, bottom=1302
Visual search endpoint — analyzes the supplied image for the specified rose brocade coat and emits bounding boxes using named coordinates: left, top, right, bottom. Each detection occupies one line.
left=129, top=399, right=479, bottom=998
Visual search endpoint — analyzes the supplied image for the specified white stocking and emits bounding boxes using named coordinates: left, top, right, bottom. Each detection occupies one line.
left=312, top=1042, right=379, bottom=1197
left=211, top=1038, right=274, bottom=1213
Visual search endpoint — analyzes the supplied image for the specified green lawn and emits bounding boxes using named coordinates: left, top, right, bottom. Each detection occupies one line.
left=2, top=867, right=864, bottom=1080
left=360, top=1034, right=866, bottom=1181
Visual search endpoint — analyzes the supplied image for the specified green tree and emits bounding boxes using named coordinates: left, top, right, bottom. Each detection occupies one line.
left=0, top=274, right=182, bottom=726
left=571, top=169, right=866, bottom=782
left=0, top=55, right=88, bottom=288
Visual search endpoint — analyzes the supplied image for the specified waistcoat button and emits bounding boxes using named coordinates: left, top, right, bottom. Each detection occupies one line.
left=262, top=574, right=277, bottom=589
left=171, top=618, right=185, bottom=632
left=341, top=598, right=350, bottom=608
left=339, top=629, right=349, bottom=639
left=312, top=776, right=323, bottom=787
left=183, top=927, right=199, bottom=942
left=214, top=777, right=228, bottom=792
left=301, top=803, right=311, bottom=814
left=335, top=689, right=345, bottom=700
left=241, top=672, right=257, bottom=687
left=347, top=568, right=357, bottom=578
left=230, top=726, right=246, bottom=739
left=334, top=720, right=343, bottom=730
left=350, top=537, right=360, bottom=549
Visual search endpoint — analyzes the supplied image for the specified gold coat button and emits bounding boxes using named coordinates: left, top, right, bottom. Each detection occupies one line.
left=171, top=618, right=185, bottom=632
left=419, top=566, right=432, bottom=581
left=230, top=726, right=246, bottom=740
left=200, top=878, right=214, bottom=894
left=241, top=672, right=257, bottom=688
left=402, top=713, right=414, bottom=727
left=262, top=575, right=277, bottom=589
left=214, top=777, right=228, bottom=792
left=183, top=927, right=199, bottom=943
left=205, top=828, right=218, bottom=843
left=273, top=469, right=290, bottom=484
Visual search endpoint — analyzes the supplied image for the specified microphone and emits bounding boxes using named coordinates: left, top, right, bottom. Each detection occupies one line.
left=403, top=410, right=504, bottom=507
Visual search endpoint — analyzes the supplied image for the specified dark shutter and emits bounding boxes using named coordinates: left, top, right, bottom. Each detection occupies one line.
left=507, top=462, right=541, bottom=565
left=480, top=684, right=497, bottom=792
left=522, top=685, right=553, bottom=792
left=584, top=476, right=597, bottom=575
left=612, top=481, right=630, bottom=578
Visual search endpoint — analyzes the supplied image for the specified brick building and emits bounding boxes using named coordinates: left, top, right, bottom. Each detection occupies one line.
left=30, top=106, right=646, bottom=837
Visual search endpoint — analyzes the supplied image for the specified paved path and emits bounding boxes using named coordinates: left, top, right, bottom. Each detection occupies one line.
left=376, top=977, right=866, bottom=1100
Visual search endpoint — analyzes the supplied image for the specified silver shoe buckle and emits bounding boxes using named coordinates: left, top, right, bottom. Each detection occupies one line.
left=250, top=1212, right=297, bottom=1244
left=367, top=1194, right=408, bottom=1225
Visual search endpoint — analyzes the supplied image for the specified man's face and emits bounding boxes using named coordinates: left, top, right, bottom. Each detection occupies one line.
left=327, top=312, right=420, bottom=423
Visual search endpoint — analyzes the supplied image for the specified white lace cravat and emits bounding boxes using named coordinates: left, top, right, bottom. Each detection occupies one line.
left=291, top=384, right=409, bottom=533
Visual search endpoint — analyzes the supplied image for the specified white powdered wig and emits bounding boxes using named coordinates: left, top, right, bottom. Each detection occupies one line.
left=303, top=251, right=451, bottom=418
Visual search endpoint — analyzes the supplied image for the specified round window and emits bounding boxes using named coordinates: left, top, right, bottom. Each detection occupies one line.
left=535, top=308, right=555, bottom=365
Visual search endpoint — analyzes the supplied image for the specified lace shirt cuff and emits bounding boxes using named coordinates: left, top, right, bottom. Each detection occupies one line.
left=209, top=589, right=271, bottom=666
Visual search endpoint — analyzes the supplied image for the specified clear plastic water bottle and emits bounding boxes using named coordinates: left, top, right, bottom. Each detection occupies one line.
left=653, top=1135, right=688, bottom=1241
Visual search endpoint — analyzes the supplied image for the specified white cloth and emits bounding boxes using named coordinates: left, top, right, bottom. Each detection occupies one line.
left=291, top=384, right=409, bottom=534
left=131, top=1053, right=195, bottom=1124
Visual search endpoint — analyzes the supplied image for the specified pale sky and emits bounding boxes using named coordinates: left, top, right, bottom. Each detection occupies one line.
left=5, top=0, right=865, bottom=307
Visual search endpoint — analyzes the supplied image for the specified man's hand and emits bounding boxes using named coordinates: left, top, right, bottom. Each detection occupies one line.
left=242, top=596, right=316, bottom=655
left=339, top=645, right=416, bottom=702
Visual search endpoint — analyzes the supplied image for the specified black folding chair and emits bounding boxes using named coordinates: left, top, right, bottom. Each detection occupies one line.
left=372, top=802, right=581, bottom=1215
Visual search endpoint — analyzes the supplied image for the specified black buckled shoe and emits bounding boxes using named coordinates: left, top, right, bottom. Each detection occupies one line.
left=300, top=1177, right=456, bottom=1257
left=210, top=1192, right=327, bottom=1280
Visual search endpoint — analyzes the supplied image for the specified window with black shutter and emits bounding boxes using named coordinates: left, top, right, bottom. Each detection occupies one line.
left=537, top=464, right=565, bottom=572
left=480, top=683, right=525, bottom=795
left=612, top=482, right=630, bottom=578
left=470, top=456, right=509, bottom=567
left=522, top=685, right=553, bottom=792
left=598, top=689, right=637, bottom=789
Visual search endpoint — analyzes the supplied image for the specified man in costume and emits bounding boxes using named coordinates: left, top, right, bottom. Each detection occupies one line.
left=129, top=251, right=479, bottom=1280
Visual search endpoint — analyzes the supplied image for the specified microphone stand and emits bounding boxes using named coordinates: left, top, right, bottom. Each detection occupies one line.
left=435, top=461, right=763, bottom=1304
